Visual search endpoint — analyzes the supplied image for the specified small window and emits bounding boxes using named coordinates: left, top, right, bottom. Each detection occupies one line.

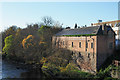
left=72, top=42, right=73, bottom=47
left=79, top=42, right=81, bottom=48
left=86, top=42, right=88, bottom=48
left=72, top=51, right=73, bottom=55
left=91, top=43, right=93, bottom=48
left=54, top=42, right=56, bottom=45
left=93, top=53, right=94, bottom=58
left=57, top=42, right=59, bottom=47
left=63, top=41, right=64, bottom=45
left=79, top=52, right=81, bottom=57
left=109, top=42, right=113, bottom=49
left=88, top=53, right=90, bottom=58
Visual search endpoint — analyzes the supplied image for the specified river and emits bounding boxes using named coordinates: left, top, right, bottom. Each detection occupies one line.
left=0, top=59, right=2, bottom=79
left=2, top=60, right=27, bottom=78
left=1, top=59, right=45, bottom=79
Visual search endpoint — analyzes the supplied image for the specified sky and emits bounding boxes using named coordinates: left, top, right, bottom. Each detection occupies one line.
left=0, top=2, right=119, bottom=32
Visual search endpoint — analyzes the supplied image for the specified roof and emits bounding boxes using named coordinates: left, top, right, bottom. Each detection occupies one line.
left=55, top=26, right=114, bottom=36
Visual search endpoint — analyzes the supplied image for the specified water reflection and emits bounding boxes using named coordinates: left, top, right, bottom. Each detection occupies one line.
left=0, top=60, right=2, bottom=79
left=2, top=60, right=27, bottom=78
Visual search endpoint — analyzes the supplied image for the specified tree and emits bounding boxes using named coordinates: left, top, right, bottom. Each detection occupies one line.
left=53, top=21, right=63, bottom=28
left=2, top=26, right=17, bottom=49
left=42, top=16, right=54, bottom=26
left=2, top=35, right=14, bottom=54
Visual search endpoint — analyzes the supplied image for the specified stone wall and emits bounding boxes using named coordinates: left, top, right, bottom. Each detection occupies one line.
left=72, top=51, right=96, bottom=73
left=52, top=36, right=97, bottom=73
left=97, top=30, right=115, bottom=69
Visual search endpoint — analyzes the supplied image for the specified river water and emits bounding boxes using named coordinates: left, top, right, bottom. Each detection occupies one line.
left=1, top=60, right=44, bottom=79
left=0, top=60, right=2, bottom=79
left=2, top=60, right=27, bottom=78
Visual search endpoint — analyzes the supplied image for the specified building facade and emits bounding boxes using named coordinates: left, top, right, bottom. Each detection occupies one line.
left=52, top=25, right=115, bottom=73
left=92, top=20, right=120, bottom=49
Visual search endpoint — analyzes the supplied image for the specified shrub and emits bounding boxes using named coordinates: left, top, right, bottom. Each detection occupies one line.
left=3, top=35, right=14, bottom=54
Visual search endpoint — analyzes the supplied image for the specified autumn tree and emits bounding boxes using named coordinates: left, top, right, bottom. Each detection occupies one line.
left=22, top=35, right=34, bottom=49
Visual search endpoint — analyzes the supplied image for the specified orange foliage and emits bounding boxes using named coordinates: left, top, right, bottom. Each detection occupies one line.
left=40, top=57, right=47, bottom=64
left=22, top=35, right=34, bottom=49
left=39, top=41, right=45, bottom=45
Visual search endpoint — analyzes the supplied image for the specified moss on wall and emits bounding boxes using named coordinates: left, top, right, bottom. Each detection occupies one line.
left=62, top=34, right=96, bottom=37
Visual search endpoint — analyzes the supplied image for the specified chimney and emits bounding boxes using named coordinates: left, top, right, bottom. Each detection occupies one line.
left=75, top=23, right=77, bottom=28
left=91, top=23, right=93, bottom=26
left=101, top=24, right=107, bottom=34
left=98, top=20, right=102, bottom=23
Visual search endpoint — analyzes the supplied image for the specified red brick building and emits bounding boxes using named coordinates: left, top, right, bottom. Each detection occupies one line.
left=52, top=25, right=115, bottom=73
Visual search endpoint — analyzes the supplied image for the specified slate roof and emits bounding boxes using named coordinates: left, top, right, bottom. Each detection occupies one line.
left=55, top=26, right=114, bottom=36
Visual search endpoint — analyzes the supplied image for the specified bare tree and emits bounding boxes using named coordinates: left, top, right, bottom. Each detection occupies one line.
left=53, top=21, right=63, bottom=28
left=42, top=16, right=54, bottom=26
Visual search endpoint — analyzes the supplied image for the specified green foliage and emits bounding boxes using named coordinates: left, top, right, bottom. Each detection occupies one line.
left=60, top=63, right=93, bottom=78
left=41, top=62, right=94, bottom=78
left=47, top=48, right=72, bottom=67
left=3, top=35, right=14, bottom=54
left=41, top=62, right=60, bottom=77
left=48, top=57, right=68, bottom=67
left=95, top=65, right=112, bottom=79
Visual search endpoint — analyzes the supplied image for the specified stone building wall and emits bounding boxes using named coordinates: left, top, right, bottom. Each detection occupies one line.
left=52, top=36, right=97, bottom=73
left=97, top=30, right=115, bottom=69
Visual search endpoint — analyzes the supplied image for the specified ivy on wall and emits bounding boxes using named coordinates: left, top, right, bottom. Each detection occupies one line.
left=61, top=34, right=96, bottom=37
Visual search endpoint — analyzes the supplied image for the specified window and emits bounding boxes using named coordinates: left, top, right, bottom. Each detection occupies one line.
left=72, top=51, right=73, bottom=55
left=57, top=42, right=59, bottom=47
left=79, top=42, right=81, bottom=48
left=88, top=53, right=90, bottom=58
left=86, top=42, right=88, bottom=48
left=72, top=42, right=73, bottom=47
left=93, top=53, right=94, bottom=58
left=54, top=41, right=56, bottom=45
left=79, top=52, right=81, bottom=57
left=63, top=41, right=64, bottom=45
left=91, top=43, right=93, bottom=48
left=109, top=42, right=113, bottom=49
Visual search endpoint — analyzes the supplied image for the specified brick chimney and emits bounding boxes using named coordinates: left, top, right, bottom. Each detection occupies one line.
left=101, top=24, right=107, bottom=35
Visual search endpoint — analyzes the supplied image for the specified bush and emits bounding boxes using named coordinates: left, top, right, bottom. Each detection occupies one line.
left=41, top=62, right=94, bottom=78
left=2, top=35, right=14, bottom=58
left=41, top=62, right=60, bottom=77
left=59, top=63, right=93, bottom=78
left=95, top=65, right=112, bottom=79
